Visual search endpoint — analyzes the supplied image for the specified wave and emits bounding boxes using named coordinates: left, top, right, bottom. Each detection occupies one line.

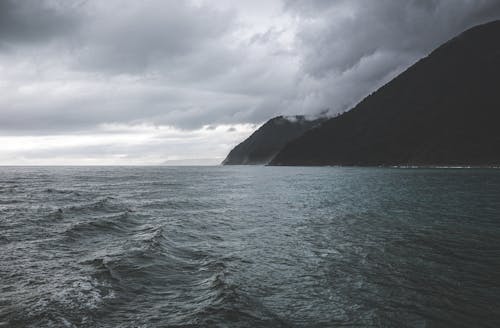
left=62, top=212, right=136, bottom=239
left=71, top=228, right=275, bottom=326
left=2, top=270, right=116, bottom=328
left=81, top=257, right=122, bottom=284
left=192, top=260, right=291, bottom=327
left=0, top=198, right=23, bottom=204
left=64, top=197, right=125, bottom=212
left=44, top=188, right=83, bottom=196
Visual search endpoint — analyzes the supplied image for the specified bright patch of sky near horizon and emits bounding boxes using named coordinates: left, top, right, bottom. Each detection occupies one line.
left=1, top=0, right=500, bottom=164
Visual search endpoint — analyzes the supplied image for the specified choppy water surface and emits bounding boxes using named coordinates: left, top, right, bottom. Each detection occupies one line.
left=1, top=166, right=500, bottom=327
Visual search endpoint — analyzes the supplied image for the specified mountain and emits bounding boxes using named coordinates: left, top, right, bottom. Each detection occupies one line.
left=270, top=20, right=500, bottom=167
left=222, top=115, right=326, bottom=165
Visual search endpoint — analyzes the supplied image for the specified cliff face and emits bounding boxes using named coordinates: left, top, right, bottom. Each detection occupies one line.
left=270, top=20, right=500, bottom=166
left=222, top=116, right=326, bottom=165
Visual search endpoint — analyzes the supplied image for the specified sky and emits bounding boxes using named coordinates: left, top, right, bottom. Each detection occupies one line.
left=1, top=0, right=500, bottom=165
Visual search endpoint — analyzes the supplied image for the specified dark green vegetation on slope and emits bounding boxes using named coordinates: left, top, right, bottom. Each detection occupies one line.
left=222, top=116, right=326, bottom=165
left=270, top=20, right=500, bottom=166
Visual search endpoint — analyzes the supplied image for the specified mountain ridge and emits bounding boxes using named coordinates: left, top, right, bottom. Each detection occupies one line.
left=222, top=115, right=326, bottom=165
left=269, top=20, right=500, bottom=166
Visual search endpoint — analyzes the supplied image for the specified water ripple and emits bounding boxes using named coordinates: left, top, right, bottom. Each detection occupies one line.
left=0, top=166, right=499, bottom=327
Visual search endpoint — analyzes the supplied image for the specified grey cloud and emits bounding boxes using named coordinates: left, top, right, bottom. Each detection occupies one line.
left=288, top=0, right=500, bottom=77
left=73, top=1, right=235, bottom=75
left=0, top=1, right=293, bottom=134
left=1, top=0, right=500, bottom=140
left=284, top=0, right=500, bottom=115
left=0, top=0, right=82, bottom=48
left=0, top=78, right=260, bottom=134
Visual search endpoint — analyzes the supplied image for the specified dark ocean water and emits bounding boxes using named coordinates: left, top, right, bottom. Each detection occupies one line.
left=1, top=166, right=500, bottom=328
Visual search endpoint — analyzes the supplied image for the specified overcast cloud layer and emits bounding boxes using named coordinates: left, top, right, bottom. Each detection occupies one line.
left=1, top=0, right=500, bottom=164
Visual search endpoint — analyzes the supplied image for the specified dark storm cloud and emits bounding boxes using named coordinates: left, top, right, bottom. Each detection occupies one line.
left=0, top=0, right=82, bottom=48
left=283, top=0, right=500, bottom=114
left=0, top=0, right=250, bottom=134
left=1, top=0, right=500, bottom=163
left=287, top=0, right=500, bottom=76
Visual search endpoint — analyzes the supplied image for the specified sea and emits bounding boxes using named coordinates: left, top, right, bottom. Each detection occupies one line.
left=1, top=166, right=499, bottom=327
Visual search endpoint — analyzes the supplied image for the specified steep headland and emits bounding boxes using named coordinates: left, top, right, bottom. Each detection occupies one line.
left=270, top=20, right=500, bottom=166
left=222, top=116, right=326, bottom=165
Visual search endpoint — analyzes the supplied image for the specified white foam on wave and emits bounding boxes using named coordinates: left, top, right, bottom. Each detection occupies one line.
left=25, top=272, right=116, bottom=327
